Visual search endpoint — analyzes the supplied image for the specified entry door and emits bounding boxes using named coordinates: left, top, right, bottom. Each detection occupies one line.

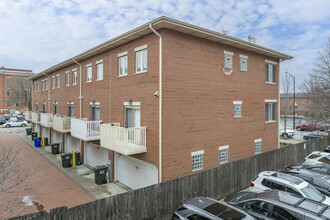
left=125, top=108, right=141, bottom=143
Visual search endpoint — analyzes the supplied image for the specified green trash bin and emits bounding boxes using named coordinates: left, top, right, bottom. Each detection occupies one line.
left=51, top=143, right=60, bottom=155
left=93, top=165, right=108, bottom=185
left=31, top=132, right=38, bottom=140
left=61, top=153, right=72, bottom=168
left=26, top=128, right=32, bottom=135
left=75, top=151, right=82, bottom=165
left=44, top=137, right=49, bottom=146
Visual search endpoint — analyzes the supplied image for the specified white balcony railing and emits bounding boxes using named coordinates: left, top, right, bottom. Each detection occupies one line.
left=31, top=112, right=41, bottom=124
left=100, top=124, right=147, bottom=155
left=40, top=113, right=53, bottom=127
left=71, top=118, right=102, bottom=141
left=24, top=111, right=32, bottom=121
left=53, top=115, right=72, bottom=133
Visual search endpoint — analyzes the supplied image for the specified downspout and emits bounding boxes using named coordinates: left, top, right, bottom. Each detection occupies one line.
left=149, top=24, right=162, bottom=183
left=72, top=58, right=82, bottom=118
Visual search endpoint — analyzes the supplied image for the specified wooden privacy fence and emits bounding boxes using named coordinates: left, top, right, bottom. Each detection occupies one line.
left=11, top=136, right=330, bottom=220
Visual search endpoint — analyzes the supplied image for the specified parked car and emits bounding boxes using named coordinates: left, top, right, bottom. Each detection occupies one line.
left=324, top=145, right=330, bottom=153
left=4, top=114, right=10, bottom=121
left=3, top=119, right=28, bottom=128
left=279, top=169, right=330, bottom=196
left=279, top=126, right=295, bottom=138
left=225, top=190, right=330, bottom=219
left=0, top=116, right=6, bottom=125
left=303, top=131, right=328, bottom=140
left=172, top=196, right=255, bottom=220
left=285, top=163, right=330, bottom=176
left=304, top=151, right=330, bottom=166
left=296, top=122, right=327, bottom=131
left=249, top=171, right=330, bottom=205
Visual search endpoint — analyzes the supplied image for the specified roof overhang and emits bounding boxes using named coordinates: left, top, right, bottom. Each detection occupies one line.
left=30, top=16, right=293, bottom=80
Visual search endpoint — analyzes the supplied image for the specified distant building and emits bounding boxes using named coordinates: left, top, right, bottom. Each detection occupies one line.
left=0, top=67, right=34, bottom=114
left=280, top=93, right=312, bottom=117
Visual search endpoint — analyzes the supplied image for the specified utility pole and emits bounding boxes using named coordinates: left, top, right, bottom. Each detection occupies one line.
left=286, top=72, right=296, bottom=128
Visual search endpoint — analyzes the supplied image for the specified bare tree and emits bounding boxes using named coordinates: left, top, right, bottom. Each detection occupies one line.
left=8, top=77, right=32, bottom=111
left=0, top=147, right=37, bottom=219
left=302, top=38, right=330, bottom=124
left=281, top=73, right=293, bottom=138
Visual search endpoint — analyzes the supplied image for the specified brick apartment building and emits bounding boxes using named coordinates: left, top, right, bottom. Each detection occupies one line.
left=280, top=93, right=312, bottom=117
left=29, top=16, right=292, bottom=189
left=0, top=67, right=34, bottom=114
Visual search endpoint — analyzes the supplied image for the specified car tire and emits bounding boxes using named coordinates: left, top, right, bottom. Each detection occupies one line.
left=21, top=123, right=26, bottom=127
left=297, top=127, right=302, bottom=131
left=5, top=124, right=10, bottom=128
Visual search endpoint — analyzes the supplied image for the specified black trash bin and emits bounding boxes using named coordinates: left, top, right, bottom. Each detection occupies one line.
left=26, top=128, right=32, bottom=135
left=93, top=165, right=108, bottom=185
left=44, top=137, right=49, bottom=146
left=75, top=151, right=82, bottom=165
left=61, top=153, right=72, bottom=168
left=51, top=143, right=60, bottom=155
left=31, top=132, right=38, bottom=140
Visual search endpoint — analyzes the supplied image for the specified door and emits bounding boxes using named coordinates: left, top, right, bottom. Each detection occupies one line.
left=125, top=107, right=141, bottom=143
left=65, top=134, right=80, bottom=153
left=84, top=142, right=109, bottom=168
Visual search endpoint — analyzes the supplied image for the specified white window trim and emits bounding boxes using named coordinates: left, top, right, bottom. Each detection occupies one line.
left=86, top=63, right=92, bottom=67
left=89, top=102, right=100, bottom=106
left=233, top=101, right=242, bottom=104
left=224, top=50, right=234, bottom=56
left=72, top=68, right=77, bottom=71
left=53, top=101, right=58, bottom=105
left=56, top=75, right=60, bottom=88
left=191, top=150, right=204, bottom=156
left=239, top=54, right=248, bottom=59
left=265, top=99, right=277, bottom=103
left=96, top=59, right=103, bottom=64
left=123, top=102, right=140, bottom=106
left=67, top=101, right=74, bottom=104
left=265, top=82, right=277, bottom=85
left=219, top=145, right=229, bottom=164
left=42, top=80, right=44, bottom=91
left=72, top=70, right=77, bottom=85
left=96, top=61, right=103, bottom=81
left=118, top=51, right=128, bottom=57
left=254, top=139, right=262, bottom=154
left=135, top=48, right=147, bottom=74
left=134, top=44, right=147, bottom=52
left=265, top=60, right=278, bottom=65
left=218, top=145, right=229, bottom=150
left=66, top=72, right=70, bottom=86
left=254, top=138, right=262, bottom=143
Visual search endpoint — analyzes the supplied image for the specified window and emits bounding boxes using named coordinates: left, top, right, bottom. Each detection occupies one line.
left=52, top=76, right=55, bottom=89
left=265, top=62, right=276, bottom=83
left=233, top=101, right=242, bottom=118
left=34, top=83, right=36, bottom=92
left=45, top=79, right=48, bottom=90
left=42, top=102, right=46, bottom=113
left=186, top=214, right=210, bottom=220
left=6, top=88, right=10, bottom=96
left=265, top=101, right=276, bottom=122
left=118, top=52, right=128, bottom=76
left=91, top=105, right=100, bottom=121
left=15, top=77, right=19, bottom=86
left=255, top=139, right=262, bottom=154
left=72, top=69, right=77, bottom=85
left=35, top=102, right=38, bottom=111
left=192, top=150, right=204, bottom=171
left=286, top=187, right=301, bottom=197
left=16, top=102, right=19, bottom=107
left=65, top=72, right=70, bottom=86
left=224, top=51, right=233, bottom=69
left=37, top=82, right=39, bottom=92
left=135, top=46, right=147, bottom=73
left=24, top=78, right=28, bottom=85
left=56, top=75, right=60, bottom=88
left=6, top=99, right=10, bottom=108
left=96, top=60, right=103, bottom=80
left=6, top=77, right=10, bottom=85
left=244, top=200, right=270, bottom=217
left=54, top=102, right=58, bottom=114
left=86, top=64, right=92, bottom=82
left=219, top=145, right=229, bottom=164
left=272, top=205, right=301, bottom=220
left=68, top=102, right=74, bottom=117
left=240, top=55, right=248, bottom=71
left=42, top=80, right=44, bottom=91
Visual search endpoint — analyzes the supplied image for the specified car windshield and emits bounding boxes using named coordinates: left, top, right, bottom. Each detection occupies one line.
left=300, top=184, right=325, bottom=202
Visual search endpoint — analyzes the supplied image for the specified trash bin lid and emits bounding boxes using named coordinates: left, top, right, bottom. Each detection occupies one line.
left=93, top=165, right=108, bottom=171
left=61, top=153, right=72, bottom=158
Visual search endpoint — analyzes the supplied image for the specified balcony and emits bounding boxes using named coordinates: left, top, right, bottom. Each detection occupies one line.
left=53, top=115, right=72, bottom=133
left=31, top=112, right=41, bottom=124
left=24, top=111, right=32, bottom=121
left=40, top=113, right=53, bottom=127
left=100, top=124, right=147, bottom=155
left=71, top=118, right=102, bottom=141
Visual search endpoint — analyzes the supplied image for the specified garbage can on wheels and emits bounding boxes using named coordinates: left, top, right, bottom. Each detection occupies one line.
left=61, top=153, right=72, bottom=168
left=31, top=132, right=38, bottom=140
left=34, top=137, right=42, bottom=147
left=26, top=128, right=32, bottom=135
left=93, top=165, right=108, bottom=185
left=51, top=143, right=60, bottom=155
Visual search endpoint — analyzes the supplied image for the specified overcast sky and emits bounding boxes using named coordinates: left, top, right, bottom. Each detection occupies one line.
left=1, top=0, right=329, bottom=88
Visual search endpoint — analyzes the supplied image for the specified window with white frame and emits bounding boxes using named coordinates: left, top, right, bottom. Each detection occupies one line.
left=42, top=102, right=46, bottom=113
left=52, top=76, right=55, bottom=89
left=35, top=102, right=38, bottom=111
left=7, top=99, right=10, bottom=107
left=6, top=88, right=10, bottom=96
left=65, top=71, right=70, bottom=86
left=54, top=102, right=58, bottom=115
left=224, top=51, right=233, bottom=69
left=56, top=75, right=60, bottom=88
left=265, top=100, right=276, bottom=122
left=96, top=60, right=103, bottom=80
left=37, top=82, right=39, bottom=92
left=191, top=150, right=204, bottom=171
left=234, top=101, right=242, bottom=118
left=68, top=102, right=74, bottom=117
left=72, top=69, right=77, bottom=85
left=265, top=61, right=277, bottom=83
left=15, top=77, right=19, bottom=86
left=45, top=78, right=48, bottom=90
left=34, top=83, right=36, bottom=92
left=118, top=52, right=128, bottom=76
left=219, top=145, right=229, bottom=164
left=86, top=64, right=92, bottom=82
left=6, top=77, right=10, bottom=85
left=135, top=45, right=147, bottom=73
left=255, top=139, right=262, bottom=154
left=42, top=80, right=44, bottom=91
left=240, top=55, right=248, bottom=71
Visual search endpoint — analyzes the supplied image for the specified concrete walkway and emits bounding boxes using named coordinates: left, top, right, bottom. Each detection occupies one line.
left=17, top=132, right=128, bottom=200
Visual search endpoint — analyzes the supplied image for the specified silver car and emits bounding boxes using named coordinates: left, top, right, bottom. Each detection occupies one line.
left=3, top=119, right=28, bottom=128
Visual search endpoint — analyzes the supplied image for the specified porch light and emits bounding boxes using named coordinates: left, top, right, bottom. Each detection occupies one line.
left=129, top=99, right=133, bottom=105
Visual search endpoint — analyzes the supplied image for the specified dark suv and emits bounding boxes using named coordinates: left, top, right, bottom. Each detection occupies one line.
left=225, top=190, right=330, bottom=219
left=172, top=196, right=255, bottom=220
